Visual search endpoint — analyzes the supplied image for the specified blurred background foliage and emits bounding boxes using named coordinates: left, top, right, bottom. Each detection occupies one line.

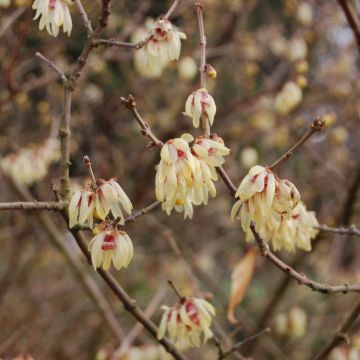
left=1, top=0, right=360, bottom=359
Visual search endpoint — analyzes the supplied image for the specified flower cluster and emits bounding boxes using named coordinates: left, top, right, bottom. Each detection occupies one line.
left=1, top=138, right=60, bottom=186
left=88, top=229, right=133, bottom=271
left=133, top=19, right=186, bottom=78
left=69, top=178, right=133, bottom=229
left=155, top=134, right=230, bottom=218
left=231, top=165, right=318, bottom=251
left=32, top=0, right=72, bottom=37
left=157, top=297, right=215, bottom=350
left=184, top=88, right=216, bottom=128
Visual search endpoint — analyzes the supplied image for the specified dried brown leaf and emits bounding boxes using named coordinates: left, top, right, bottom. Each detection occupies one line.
left=227, top=248, right=257, bottom=324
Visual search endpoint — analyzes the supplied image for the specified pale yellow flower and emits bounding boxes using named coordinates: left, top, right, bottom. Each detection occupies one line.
left=157, top=297, right=215, bottom=350
left=274, top=81, right=303, bottom=115
left=68, top=190, right=95, bottom=229
left=133, top=19, right=186, bottom=78
left=253, top=201, right=318, bottom=252
left=95, top=179, right=133, bottom=224
left=32, top=0, right=72, bottom=37
left=88, top=230, right=133, bottom=271
left=155, top=136, right=197, bottom=219
left=184, top=88, right=216, bottom=128
left=231, top=165, right=301, bottom=246
left=192, top=134, right=230, bottom=167
left=1, top=138, right=60, bottom=186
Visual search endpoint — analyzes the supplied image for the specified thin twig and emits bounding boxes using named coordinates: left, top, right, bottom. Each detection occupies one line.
left=74, top=0, right=93, bottom=35
left=8, top=178, right=124, bottom=342
left=163, top=0, right=181, bottom=20
left=120, top=95, right=164, bottom=147
left=312, top=299, right=360, bottom=360
left=93, top=0, right=181, bottom=49
left=0, top=201, right=67, bottom=211
left=219, top=328, right=271, bottom=360
left=317, top=225, right=360, bottom=238
left=250, top=225, right=360, bottom=294
left=168, top=280, right=185, bottom=301
left=113, top=286, right=167, bottom=358
left=69, top=230, right=187, bottom=360
left=125, top=201, right=161, bottom=224
left=195, top=2, right=210, bottom=137
left=216, top=166, right=237, bottom=196
left=84, top=155, right=97, bottom=187
left=59, top=86, right=72, bottom=199
left=269, top=117, right=324, bottom=171
left=35, top=52, right=67, bottom=83
left=337, top=0, right=360, bottom=53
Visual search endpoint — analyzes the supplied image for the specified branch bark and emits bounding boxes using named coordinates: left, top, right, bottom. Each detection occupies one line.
left=250, top=225, right=360, bottom=294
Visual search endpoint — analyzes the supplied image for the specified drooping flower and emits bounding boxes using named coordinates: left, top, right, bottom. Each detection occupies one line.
left=252, top=200, right=319, bottom=253
left=1, top=138, right=60, bottom=186
left=184, top=88, right=216, bottom=128
left=68, top=190, right=95, bottom=229
left=133, top=19, right=186, bottom=78
left=32, top=0, right=72, bottom=37
left=231, top=165, right=318, bottom=252
left=88, top=230, right=133, bottom=271
left=190, top=134, right=230, bottom=206
left=192, top=134, right=230, bottom=168
left=157, top=297, right=215, bottom=350
left=149, top=19, right=186, bottom=62
left=95, top=179, right=133, bottom=224
left=231, top=165, right=300, bottom=242
left=155, top=136, right=197, bottom=219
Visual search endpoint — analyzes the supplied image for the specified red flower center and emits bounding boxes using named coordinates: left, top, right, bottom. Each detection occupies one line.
left=102, top=234, right=116, bottom=251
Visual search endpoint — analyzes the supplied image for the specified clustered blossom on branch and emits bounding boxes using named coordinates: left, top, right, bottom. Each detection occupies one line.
left=1, top=138, right=60, bottom=186
left=231, top=165, right=319, bottom=251
left=32, top=0, right=72, bottom=37
left=69, top=178, right=133, bottom=229
left=133, top=18, right=186, bottom=78
left=68, top=177, right=134, bottom=271
left=184, top=88, right=216, bottom=128
left=155, top=134, right=230, bottom=219
left=157, top=297, right=215, bottom=350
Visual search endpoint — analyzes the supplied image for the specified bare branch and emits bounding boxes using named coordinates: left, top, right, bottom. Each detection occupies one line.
left=69, top=230, right=188, bottom=360
left=250, top=225, right=360, bottom=294
left=59, top=87, right=72, bottom=199
left=7, top=178, right=124, bottom=342
left=167, top=279, right=186, bottom=301
left=269, top=117, right=324, bottom=171
left=74, top=0, right=93, bottom=35
left=163, top=0, right=181, bottom=20
left=0, top=201, right=67, bottom=211
left=337, top=0, right=360, bottom=53
left=35, top=52, right=67, bottom=83
left=195, top=2, right=210, bottom=137
left=113, top=286, right=167, bottom=358
left=216, top=166, right=237, bottom=196
left=121, top=95, right=164, bottom=147
left=219, top=328, right=271, bottom=360
left=317, top=224, right=360, bottom=238
left=124, top=201, right=161, bottom=224
left=84, top=155, right=97, bottom=187
left=313, top=299, right=360, bottom=360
